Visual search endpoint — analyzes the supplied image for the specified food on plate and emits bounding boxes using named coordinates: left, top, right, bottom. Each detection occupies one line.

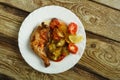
left=30, top=22, right=50, bottom=67
left=30, top=18, right=83, bottom=67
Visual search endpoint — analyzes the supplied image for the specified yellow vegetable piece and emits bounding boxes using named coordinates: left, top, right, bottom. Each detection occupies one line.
left=69, top=35, right=83, bottom=43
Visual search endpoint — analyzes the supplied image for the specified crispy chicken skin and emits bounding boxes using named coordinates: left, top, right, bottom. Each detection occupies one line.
left=30, top=25, right=50, bottom=67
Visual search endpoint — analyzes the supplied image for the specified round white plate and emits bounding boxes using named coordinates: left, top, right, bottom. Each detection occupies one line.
left=18, top=5, right=86, bottom=74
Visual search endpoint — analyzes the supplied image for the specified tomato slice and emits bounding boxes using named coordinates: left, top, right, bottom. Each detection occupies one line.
left=68, top=43, right=78, bottom=54
left=50, top=18, right=60, bottom=29
left=53, top=33, right=60, bottom=40
left=68, top=22, right=77, bottom=34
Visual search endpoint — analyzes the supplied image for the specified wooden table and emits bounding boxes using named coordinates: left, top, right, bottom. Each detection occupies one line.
left=0, top=0, right=120, bottom=80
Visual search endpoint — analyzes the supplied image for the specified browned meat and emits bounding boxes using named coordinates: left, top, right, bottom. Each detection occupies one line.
left=30, top=25, right=50, bottom=67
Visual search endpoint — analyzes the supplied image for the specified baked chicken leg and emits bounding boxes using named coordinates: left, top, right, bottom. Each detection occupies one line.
left=30, top=24, right=50, bottom=67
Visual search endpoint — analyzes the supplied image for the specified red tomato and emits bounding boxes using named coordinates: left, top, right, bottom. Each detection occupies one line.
left=53, top=33, right=60, bottom=40
left=68, top=43, right=78, bottom=54
left=68, top=22, right=77, bottom=34
left=54, top=54, right=65, bottom=62
left=52, top=29, right=61, bottom=40
left=50, top=18, right=60, bottom=29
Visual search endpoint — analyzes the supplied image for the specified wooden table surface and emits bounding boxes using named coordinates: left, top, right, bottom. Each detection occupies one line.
left=0, top=0, right=120, bottom=80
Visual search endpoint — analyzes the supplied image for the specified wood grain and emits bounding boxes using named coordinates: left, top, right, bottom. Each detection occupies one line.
left=93, top=0, right=120, bottom=10
left=79, top=32, right=120, bottom=80
left=0, top=43, right=105, bottom=80
left=0, top=0, right=120, bottom=42
left=0, top=73, right=15, bottom=80
left=0, top=3, right=120, bottom=80
left=0, top=4, right=28, bottom=39
left=0, top=4, right=107, bottom=80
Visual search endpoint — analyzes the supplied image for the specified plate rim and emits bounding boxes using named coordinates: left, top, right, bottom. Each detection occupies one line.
left=18, top=5, right=86, bottom=74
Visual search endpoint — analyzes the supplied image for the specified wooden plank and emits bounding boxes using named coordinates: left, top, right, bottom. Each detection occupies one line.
left=0, top=3, right=120, bottom=80
left=79, top=32, right=120, bottom=80
left=0, top=4, right=106, bottom=80
left=93, top=0, right=120, bottom=10
left=0, top=4, right=28, bottom=39
left=0, top=43, right=106, bottom=80
left=0, top=0, right=120, bottom=42
left=0, top=73, right=15, bottom=80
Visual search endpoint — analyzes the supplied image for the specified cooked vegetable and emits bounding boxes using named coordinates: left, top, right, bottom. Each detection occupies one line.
left=49, top=48, right=62, bottom=61
left=53, top=32, right=60, bottom=40
left=45, top=18, right=81, bottom=62
left=48, top=43, right=56, bottom=53
left=54, top=54, right=65, bottom=62
left=57, top=39, right=65, bottom=47
left=58, top=22, right=67, bottom=34
left=53, top=48, right=62, bottom=57
left=50, top=18, right=60, bottom=29
left=62, top=47, right=69, bottom=56
left=31, top=18, right=82, bottom=67
left=56, top=29, right=64, bottom=38
left=52, top=28, right=63, bottom=40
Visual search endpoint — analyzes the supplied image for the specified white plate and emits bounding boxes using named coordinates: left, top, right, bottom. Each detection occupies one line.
left=18, top=5, right=86, bottom=74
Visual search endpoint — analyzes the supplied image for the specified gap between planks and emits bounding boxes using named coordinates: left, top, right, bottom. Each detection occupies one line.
left=0, top=2, right=119, bottom=43
left=91, top=0, right=120, bottom=11
left=0, top=2, right=120, bottom=80
left=0, top=0, right=120, bottom=42
left=0, top=34, right=110, bottom=80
